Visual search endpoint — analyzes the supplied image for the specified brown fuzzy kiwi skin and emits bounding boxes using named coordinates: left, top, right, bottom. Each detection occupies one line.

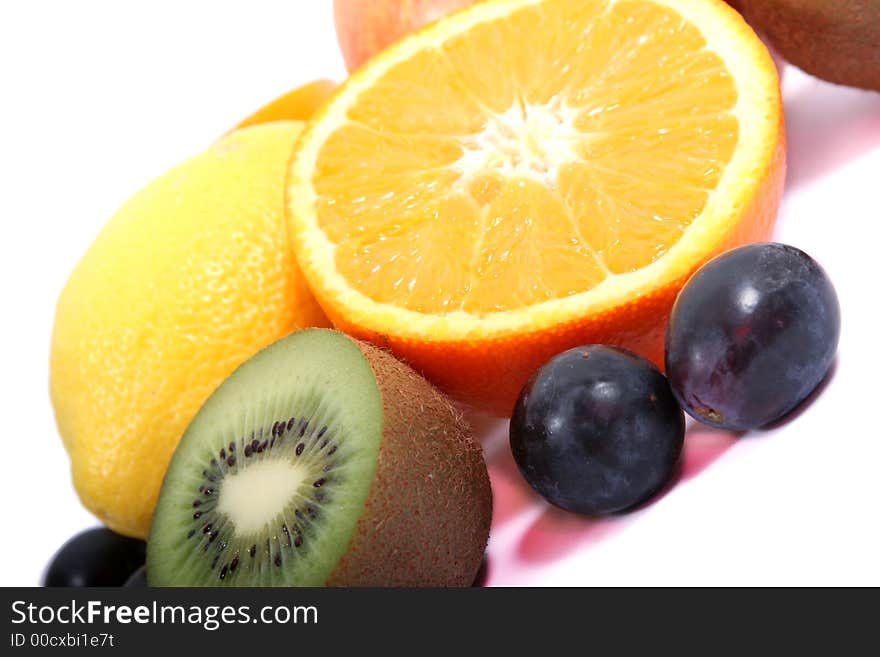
left=325, top=339, right=492, bottom=587
left=741, top=0, right=880, bottom=91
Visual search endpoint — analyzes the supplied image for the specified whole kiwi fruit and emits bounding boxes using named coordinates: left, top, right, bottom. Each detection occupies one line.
left=147, top=329, right=492, bottom=586
left=741, top=0, right=880, bottom=90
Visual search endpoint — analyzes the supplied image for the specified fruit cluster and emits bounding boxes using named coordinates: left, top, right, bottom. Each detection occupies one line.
left=46, top=0, right=858, bottom=587
left=45, top=242, right=840, bottom=587
left=510, top=243, right=839, bottom=515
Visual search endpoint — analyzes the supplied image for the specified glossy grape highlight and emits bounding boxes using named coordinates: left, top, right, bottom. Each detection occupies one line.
left=510, top=346, right=684, bottom=515
left=665, top=243, right=840, bottom=431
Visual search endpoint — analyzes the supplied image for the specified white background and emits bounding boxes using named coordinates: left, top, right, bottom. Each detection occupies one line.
left=1, top=0, right=878, bottom=586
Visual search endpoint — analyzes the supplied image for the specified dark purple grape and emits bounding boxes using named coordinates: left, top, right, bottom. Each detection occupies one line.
left=665, top=242, right=840, bottom=431
left=43, top=528, right=146, bottom=587
left=510, top=346, right=684, bottom=515
left=124, top=565, right=148, bottom=587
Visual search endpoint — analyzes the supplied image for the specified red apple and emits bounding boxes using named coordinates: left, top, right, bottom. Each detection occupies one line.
left=334, top=0, right=479, bottom=71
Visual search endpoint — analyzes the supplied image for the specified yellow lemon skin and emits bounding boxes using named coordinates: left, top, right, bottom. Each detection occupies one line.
left=50, top=122, right=329, bottom=538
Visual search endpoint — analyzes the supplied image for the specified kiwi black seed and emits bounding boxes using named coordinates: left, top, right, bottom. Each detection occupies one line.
left=147, top=329, right=492, bottom=586
left=741, top=0, right=880, bottom=91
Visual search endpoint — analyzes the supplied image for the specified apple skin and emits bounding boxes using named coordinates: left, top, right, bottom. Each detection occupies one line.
left=334, top=0, right=479, bottom=71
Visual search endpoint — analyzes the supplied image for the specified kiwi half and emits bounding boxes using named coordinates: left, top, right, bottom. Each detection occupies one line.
left=147, top=329, right=491, bottom=586
left=741, top=0, right=880, bottom=90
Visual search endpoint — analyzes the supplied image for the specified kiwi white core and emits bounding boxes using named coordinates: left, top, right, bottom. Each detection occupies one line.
left=216, top=459, right=311, bottom=535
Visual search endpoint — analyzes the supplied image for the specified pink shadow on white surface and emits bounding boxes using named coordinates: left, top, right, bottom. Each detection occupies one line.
left=517, top=506, right=622, bottom=563
left=678, top=424, right=740, bottom=482
left=487, top=446, right=539, bottom=528
left=509, top=423, right=738, bottom=564
left=783, top=79, right=880, bottom=191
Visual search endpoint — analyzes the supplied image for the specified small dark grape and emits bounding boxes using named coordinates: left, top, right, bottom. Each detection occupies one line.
left=665, top=242, right=840, bottom=431
left=43, top=528, right=146, bottom=587
left=123, top=565, right=148, bottom=588
left=510, top=346, right=684, bottom=515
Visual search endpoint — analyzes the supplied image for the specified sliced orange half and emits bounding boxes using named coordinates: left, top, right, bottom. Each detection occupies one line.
left=288, top=0, right=785, bottom=414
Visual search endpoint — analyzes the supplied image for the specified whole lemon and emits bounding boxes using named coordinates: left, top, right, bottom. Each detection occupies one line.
left=50, top=122, right=329, bottom=538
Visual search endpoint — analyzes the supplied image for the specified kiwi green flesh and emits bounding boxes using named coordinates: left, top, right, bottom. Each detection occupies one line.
left=147, top=329, right=383, bottom=586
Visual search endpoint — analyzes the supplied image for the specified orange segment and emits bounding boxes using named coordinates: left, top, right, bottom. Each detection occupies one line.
left=289, top=0, right=785, bottom=413
left=467, top=179, right=608, bottom=312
